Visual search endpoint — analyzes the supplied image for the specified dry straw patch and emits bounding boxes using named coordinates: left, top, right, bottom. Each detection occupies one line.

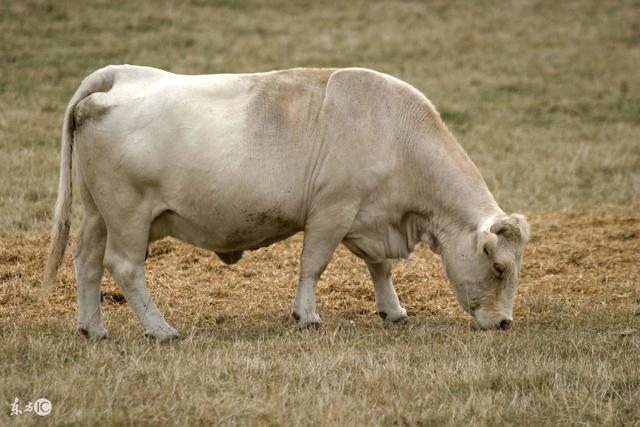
left=1, top=206, right=638, bottom=328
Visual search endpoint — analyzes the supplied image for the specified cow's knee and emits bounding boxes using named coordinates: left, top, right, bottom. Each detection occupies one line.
left=104, top=252, right=140, bottom=285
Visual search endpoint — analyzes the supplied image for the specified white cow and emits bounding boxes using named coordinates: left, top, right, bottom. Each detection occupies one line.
left=44, top=65, right=530, bottom=340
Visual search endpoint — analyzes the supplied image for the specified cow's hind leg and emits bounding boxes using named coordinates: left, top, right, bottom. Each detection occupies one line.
left=366, top=260, right=407, bottom=323
left=103, top=212, right=178, bottom=341
left=73, top=193, right=108, bottom=339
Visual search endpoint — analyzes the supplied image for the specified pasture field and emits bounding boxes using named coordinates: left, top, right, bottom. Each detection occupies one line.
left=1, top=0, right=639, bottom=425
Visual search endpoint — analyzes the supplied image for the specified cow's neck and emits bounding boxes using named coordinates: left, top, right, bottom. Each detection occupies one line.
left=415, top=129, right=504, bottom=245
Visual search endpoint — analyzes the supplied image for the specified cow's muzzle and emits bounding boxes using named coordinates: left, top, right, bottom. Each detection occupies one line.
left=473, top=308, right=513, bottom=330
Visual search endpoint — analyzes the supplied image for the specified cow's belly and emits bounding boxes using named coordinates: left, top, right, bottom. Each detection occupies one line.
left=149, top=204, right=302, bottom=253
left=142, top=132, right=308, bottom=252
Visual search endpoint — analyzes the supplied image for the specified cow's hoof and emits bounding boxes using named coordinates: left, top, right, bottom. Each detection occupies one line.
left=379, top=307, right=408, bottom=324
left=292, top=312, right=322, bottom=330
left=143, top=325, right=179, bottom=342
left=78, top=326, right=108, bottom=340
left=299, top=320, right=322, bottom=330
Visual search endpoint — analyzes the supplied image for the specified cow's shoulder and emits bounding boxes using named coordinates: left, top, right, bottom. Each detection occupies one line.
left=255, top=67, right=336, bottom=85
left=322, top=68, right=445, bottom=134
left=243, top=68, right=337, bottom=132
left=325, top=68, right=418, bottom=99
left=247, top=68, right=336, bottom=102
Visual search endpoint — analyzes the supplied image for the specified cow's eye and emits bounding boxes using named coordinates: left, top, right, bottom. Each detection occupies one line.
left=483, top=247, right=489, bottom=256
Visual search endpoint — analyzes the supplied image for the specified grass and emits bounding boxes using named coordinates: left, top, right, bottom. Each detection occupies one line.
left=1, top=0, right=639, bottom=232
left=1, top=316, right=638, bottom=426
left=1, top=208, right=639, bottom=425
left=0, top=0, right=639, bottom=425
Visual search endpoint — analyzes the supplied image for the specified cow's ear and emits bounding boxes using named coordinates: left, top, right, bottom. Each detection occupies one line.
left=512, top=213, right=531, bottom=243
left=476, top=229, right=498, bottom=257
left=489, top=214, right=531, bottom=243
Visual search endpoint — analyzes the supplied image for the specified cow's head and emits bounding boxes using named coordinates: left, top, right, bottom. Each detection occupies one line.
left=435, top=213, right=530, bottom=330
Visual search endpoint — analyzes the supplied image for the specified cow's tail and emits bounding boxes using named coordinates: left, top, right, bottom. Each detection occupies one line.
left=43, top=66, right=117, bottom=291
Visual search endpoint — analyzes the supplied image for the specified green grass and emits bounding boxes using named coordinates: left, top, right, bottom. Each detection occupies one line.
left=1, top=0, right=639, bottom=425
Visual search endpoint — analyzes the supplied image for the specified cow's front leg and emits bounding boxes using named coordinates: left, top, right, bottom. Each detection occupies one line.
left=292, top=275, right=322, bottom=328
left=366, top=260, right=407, bottom=323
left=292, top=217, right=348, bottom=329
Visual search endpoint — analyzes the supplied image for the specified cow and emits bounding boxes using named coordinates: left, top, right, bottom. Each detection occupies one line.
left=43, top=65, right=530, bottom=341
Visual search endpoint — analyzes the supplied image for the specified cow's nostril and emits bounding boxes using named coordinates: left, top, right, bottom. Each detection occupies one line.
left=499, top=319, right=512, bottom=330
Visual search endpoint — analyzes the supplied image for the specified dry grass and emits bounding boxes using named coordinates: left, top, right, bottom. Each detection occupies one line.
left=1, top=0, right=640, bottom=425
left=1, top=0, right=639, bottom=233
left=1, top=207, right=639, bottom=425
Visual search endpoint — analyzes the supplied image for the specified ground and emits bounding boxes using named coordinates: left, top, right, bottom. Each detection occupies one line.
left=0, top=0, right=639, bottom=425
